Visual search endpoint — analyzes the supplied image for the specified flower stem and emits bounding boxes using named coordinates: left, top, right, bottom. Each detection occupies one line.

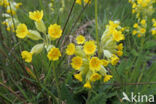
left=95, top=0, right=100, bottom=56
left=86, top=89, right=92, bottom=104
left=52, top=62, right=61, bottom=103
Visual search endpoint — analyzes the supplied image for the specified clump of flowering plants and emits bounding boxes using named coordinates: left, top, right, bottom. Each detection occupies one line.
left=66, top=20, right=125, bottom=88
left=15, top=10, right=62, bottom=62
left=0, top=0, right=156, bottom=104
left=1, top=0, right=22, bottom=32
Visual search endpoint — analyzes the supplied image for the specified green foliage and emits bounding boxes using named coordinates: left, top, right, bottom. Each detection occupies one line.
left=0, top=0, right=156, bottom=104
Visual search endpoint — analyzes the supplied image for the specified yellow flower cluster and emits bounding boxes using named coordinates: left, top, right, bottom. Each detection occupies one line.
left=16, top=10, right=62, bottom=63
left=66, top=35, right=113, bottom=88
left=132, top=19, right=146, bottom=37
left=0, top=0, right=22, bottom=15
left=100, top=20, right=124, bottom=65
left=129, top=0, right=155, bottom=37
left=76, top=0, right=91, bottom=5
left=151, top=18, right=156, bottom=36
left=129, top=0, right=155, bottom=19
left=0, top=0, right=9, bottom=7
left=1, top=0, right=22, bottom=32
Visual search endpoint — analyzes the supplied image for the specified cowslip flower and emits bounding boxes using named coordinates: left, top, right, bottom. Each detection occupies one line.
left=15, top=3, right=22, bottom=9
left=71, top=56, right=83, bottom=70
left=101, top=20, right=124, bottom=65
left=29, top=10, right=43, bottom=22
left=1, top=1, right=21, bottom=32
left=47, top=47, right=61, bottom=61
left=132, top=19, right=147, bottom=37
left=17, top=10, right=62, bottom=63
left=0, top=0, right=9, bottom=7
left=66, top=43, right=75, bottom=55
left=129, top=0, right=155, bottom=19
left=76, top=0, right=82, bottom=5
left=74, top=73, right=82, bottom=82
left=76, top=35, right=85, bottom=44
left=21, top=51, right=33, bottom=63
left=89, top=57, right=102, bottom=72
left=90, top=73, right=102, bottom=82
left=84, top=81, right=91, bottom=88
left=48, top=24, right=62, bottom=39
left=104, top=75, right=113, bottom=82
left=76, top=0, right=91, bottom=5
left=66, top=35, right=113, bottom=88
left=151, top=18, right=156, bottom=36
left=83, top=40, right=96, bottom=55
left=16, top=24, right=28, bottom=39
left=84, top=0, right=91, bottom=4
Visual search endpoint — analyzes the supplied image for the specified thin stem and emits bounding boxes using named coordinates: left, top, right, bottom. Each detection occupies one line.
left=86, top=89, right=92, bottom=104
left=95, top=0, right=100, bottom=56
left=0, top=82, right=26, bottom=103
left=44, top=62, right=52, bottom=84
left=69, top=0, right=91, bottom=36
left=62, top=0, right=76, bottom=35
left=57, top=0, right=76, bottom=45
left=52, top=62, right=61, bottom=103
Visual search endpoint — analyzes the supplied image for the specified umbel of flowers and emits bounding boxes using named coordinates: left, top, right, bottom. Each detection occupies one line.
left=100, top=20, right=125, bottom=65
left=151, top=18, right=156, bottom=36
left=66, top=21, right=125, bottom=88
left=129, top=0, right=155, bottom=38
left=15, top=10, right=62, bottom=63
left=1, top=0, right=22, bottom=32
left=129, top=0, right=155, bottom=19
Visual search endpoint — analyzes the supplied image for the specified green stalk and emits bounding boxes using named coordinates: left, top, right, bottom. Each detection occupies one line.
left=95, top=0, right=100, bottom=56
left=52, top=62, right=61, bottom=103
left=44, top=62, right=52, bottom=84
left=86, top=89, right=92, bottom=104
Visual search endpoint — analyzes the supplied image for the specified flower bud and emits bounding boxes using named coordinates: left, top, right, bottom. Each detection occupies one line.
left=27, top=30, right=42, bottom=40
left=31, top=43, right=44, bottom=54
left=35, top=20, right=46, bottom=34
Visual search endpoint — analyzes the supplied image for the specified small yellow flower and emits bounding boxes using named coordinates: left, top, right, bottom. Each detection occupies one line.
left=47, top=47, right=61, bottom=61
left=104, top=75, right=112, bottom=82
left=137, top=34, right=141, bottom=38
left=117, top=51, right=123, bottom=56
left=140, top=19, right=146, bottom=25
left=74, top=73, right=82, bottom=82
left=66, top=43, right=75, bottom=55
left=71, top=56, right=83, bottom=70
left=16, top=24, right=28, bottom=39
left=117, top=43, right=123, bottom=51
left=7, top=9, right=16, bottom=15
left=140, top=28, right=146, bottom=34
left=133, top=23, right=139, bottom=28
left=29, top=10, right=43, bottom=22
left=89, top=57, right=102, bottom=72
left=15, top=3, right=22, bottom=8
left=76, top=35, right=85, bottom=44
left=112, top=30, right=125, bottom=42
left=132, top=30, right=137, bottom=35
left=21, top=51, right=32, bottom=63
left=101, top=59, right=109, bottom=67
left=84, top=81, right=91, bottom=88
left=84, top=0, right=91, bottom=4
left=111, top=55, right=119, bottom=65
left=90, top=73, right=101, bottom=82
left=76, top=0, right=82, bottom=5
left=48, top=24, right=62, bottom=39
left=132, top=9, right=136, bottom=14
left=152, top=30, right=156, bottom=36
left=83, top=40, right=96, bottom=55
